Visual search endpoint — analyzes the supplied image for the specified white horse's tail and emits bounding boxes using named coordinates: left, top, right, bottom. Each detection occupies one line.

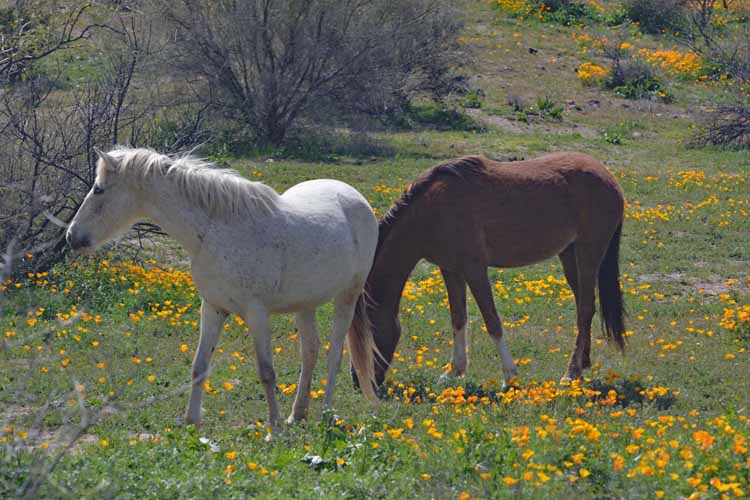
left=348, top=293, right=380, bottom=403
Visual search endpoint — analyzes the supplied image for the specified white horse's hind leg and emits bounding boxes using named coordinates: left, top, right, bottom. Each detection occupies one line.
left=246, top=308, right=282, bottom=435
left=288, top=309, right=320, bottom=424
left=185, top=301, right=227, bottom=426
left=322, top=293, right=358, bottom=409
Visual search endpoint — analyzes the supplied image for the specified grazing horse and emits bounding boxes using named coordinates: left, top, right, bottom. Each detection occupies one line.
left=355, top=152, right=625, bottom=390
left=66, top=147, right=379, bottom=433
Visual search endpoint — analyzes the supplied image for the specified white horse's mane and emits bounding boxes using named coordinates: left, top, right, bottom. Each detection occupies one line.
left=107, top=147, right=279, bottom=219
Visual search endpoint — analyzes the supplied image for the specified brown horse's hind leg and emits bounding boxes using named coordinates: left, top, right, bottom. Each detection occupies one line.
left=464, top=265, right=518, bottom=390
left=439, top=268, right=468, bottom=381
left=563, top=241, right=602, bottom=382
left=559, top=244, right=579, bottom=301
left=560, top=245, right=585, bottom=382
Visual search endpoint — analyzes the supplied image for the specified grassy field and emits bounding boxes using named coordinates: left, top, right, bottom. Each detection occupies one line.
left=3, top=1, right=750, bottom=498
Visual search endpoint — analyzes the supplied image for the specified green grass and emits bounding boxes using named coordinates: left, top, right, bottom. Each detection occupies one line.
left=2, top=1, right=750, bottom=498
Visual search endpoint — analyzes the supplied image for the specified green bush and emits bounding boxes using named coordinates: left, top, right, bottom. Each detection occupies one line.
left=462, top=89, right=483, bottom=109
left=540, top=0, right=603, bottom=26
left=535, top=96, right=564, bottom=120
left=623, top=0, right=686, bottom=34
left=607, top=60, right=673, bottom=102
left=392, top=102, right=483, bottom=132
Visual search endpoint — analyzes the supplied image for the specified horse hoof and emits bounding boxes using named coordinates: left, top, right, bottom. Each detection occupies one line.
left=321, top=407, right=338, bottom=424
left=501, top=379, right=521, bottom=393
left=437, top=372, right=457, bottom=387
left=286, top=414, right=305, bottom=426
left=182, top=415, right=200, bottom=427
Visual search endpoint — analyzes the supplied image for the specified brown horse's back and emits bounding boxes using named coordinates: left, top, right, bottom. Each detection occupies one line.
left=412, top=152, right=624, bottom=270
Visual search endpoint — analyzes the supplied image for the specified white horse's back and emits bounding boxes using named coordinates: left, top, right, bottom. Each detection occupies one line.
left=281, top=178, right=377, bottom=267
left=270, top=179, right=377, bottom=312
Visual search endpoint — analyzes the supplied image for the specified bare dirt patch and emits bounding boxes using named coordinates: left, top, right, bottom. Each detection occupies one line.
left=467, top=109, right=598, bottom=137
left=637, top=272, right=748, bottom=296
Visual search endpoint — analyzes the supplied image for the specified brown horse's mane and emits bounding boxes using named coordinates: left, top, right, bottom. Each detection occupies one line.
left=376, top=156, right=487, bottom=259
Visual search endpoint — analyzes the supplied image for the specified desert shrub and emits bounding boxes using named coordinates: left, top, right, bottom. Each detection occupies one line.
left=507, top=94, right=527, bottom=113
left=602, top=6, right=630, bottom=26
left=538, top=0, right=576, bottom=9
left=494, top=0, right=604, bottom=25
left=136, top=106, right=212, bottom=153
left=607, top=59, right=673, bottom=101
left=585, top=32, right=674, bottom=102
left=504, top=94, right=563, bottom=122
left=392, top=102, right=483, bottom=132
left=623, top=0, right=687, bottom=34
left=692, top=100, right=750, bottom=148
left=535, top=96, right=564, bottom=120
left=539, top=0, right=603, bottom=26
left=462, top=89, right=484, bottom=109
left=0, top=5, right=180, bottom=274
left=681, top=11, right=750, bottom=148
left=158, top=0, right=465, bottom=147
left=696, top=26, right=750, bottom=83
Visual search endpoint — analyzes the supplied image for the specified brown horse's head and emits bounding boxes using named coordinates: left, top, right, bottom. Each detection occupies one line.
left=351, top=290, right=402, bottom=390
left=371, top=306, right=401, bottom=387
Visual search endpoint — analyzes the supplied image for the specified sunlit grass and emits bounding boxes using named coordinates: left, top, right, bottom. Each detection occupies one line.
left=2, top=1, right=750, bottom=497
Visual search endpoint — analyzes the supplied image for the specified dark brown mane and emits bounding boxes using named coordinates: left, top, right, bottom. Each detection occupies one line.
left=376, top=156, right=487, bottom=258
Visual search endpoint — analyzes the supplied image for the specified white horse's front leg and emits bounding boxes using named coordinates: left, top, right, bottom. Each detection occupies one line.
left=185, top=301, right=227, bottom=426
left=322, top=295, right=358, bottom=409
left=288, top=309, right=320, bottom=424
left=246, top=308, right=282, bottom=435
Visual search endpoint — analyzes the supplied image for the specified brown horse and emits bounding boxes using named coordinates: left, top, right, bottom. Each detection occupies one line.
left=357, top=152, right=625, bottom=390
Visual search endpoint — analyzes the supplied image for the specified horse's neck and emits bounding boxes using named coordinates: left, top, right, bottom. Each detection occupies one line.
left=368, top=232, right=422, bottom=313
left=139, top=176, right=211, bottom=257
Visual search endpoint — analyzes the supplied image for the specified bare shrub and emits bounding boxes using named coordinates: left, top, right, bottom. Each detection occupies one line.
left=0, top=8, right=170, bottom=273
left=692, top=100, right=750, bottom=148
left=157, top=0, right=465, bottom=146
left=680, top=3, right=750, bottom=147
left=686, top=20, right=750, bottom=82
left=0, top=3, right=101, bottom=83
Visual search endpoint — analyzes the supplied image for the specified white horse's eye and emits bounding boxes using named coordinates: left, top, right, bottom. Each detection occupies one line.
left=93, top=185, right=104, bottom=195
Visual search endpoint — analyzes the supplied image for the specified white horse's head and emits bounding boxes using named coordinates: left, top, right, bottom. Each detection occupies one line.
left=66, top=148, right=145, bottom=253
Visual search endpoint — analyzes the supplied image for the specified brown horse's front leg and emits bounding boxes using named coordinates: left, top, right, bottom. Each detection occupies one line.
left=439, top=268, right=468, bottom=382
left=464, top=265, right=519, bottom=390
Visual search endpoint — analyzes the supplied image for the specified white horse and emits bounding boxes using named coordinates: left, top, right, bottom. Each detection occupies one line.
left=66, top=147, right=379, bottom=433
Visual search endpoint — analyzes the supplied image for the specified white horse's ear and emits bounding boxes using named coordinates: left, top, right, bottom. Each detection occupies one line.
left=94, top=147, right=117, bottom=172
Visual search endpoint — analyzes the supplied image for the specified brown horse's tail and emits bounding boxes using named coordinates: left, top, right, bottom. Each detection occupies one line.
left=598, top=223, right=626, bottom=351
left=347, top=293, right=379, bottom=403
